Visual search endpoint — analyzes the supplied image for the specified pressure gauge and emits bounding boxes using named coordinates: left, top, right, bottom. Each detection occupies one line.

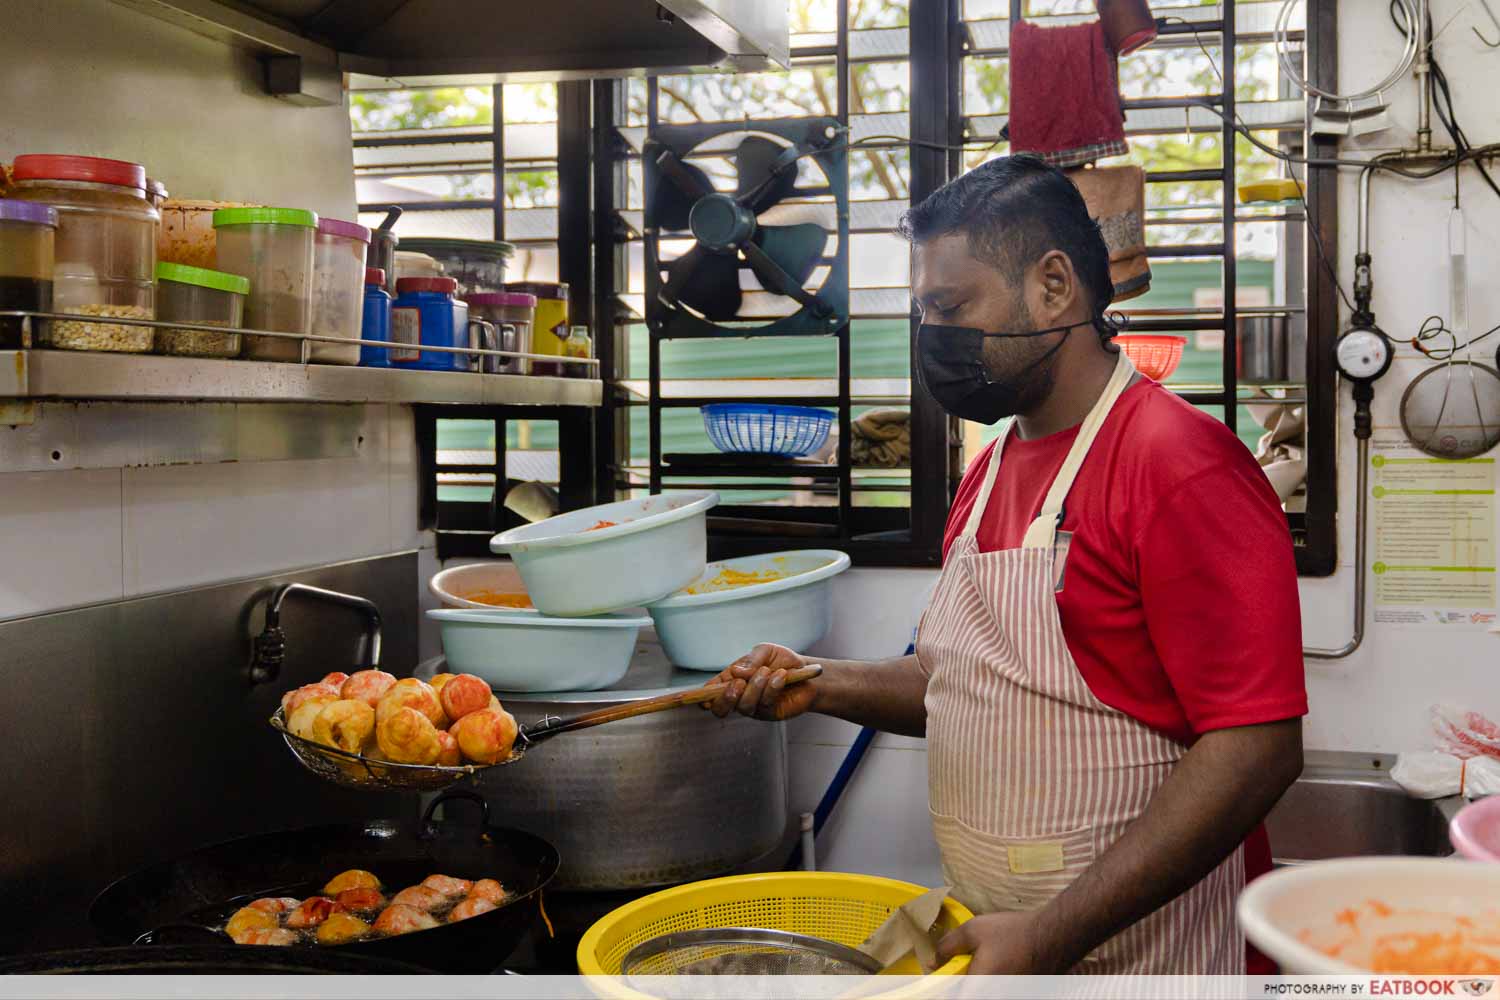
left=1335, top=326, right=1393, bottom=382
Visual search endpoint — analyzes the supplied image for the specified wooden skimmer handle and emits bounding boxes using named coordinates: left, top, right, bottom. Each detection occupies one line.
left=519, top=664, right=823, bottom=745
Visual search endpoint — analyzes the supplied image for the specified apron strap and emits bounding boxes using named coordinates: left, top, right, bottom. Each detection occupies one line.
left=959, top=422, right=1013, bottom=539
left=1021, top=350, right=1137, bottom=550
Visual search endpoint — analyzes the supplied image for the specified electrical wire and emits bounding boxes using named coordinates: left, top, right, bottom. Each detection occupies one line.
left=1411, top=314, right=1500, bottom=360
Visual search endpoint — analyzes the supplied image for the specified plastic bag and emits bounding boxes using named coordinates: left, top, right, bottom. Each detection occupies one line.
left=1391, top=751, right=1464, bottom=799
left=1464, top=756, right=1500, bottom=798
left=1431, top=704, right=1500, bottom=761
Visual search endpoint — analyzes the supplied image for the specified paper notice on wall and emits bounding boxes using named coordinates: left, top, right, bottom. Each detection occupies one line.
left=1370, top=441, right=1497, bottom=628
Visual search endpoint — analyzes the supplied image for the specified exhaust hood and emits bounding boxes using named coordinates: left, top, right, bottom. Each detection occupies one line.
left=113, top=0, right=789, bottom=104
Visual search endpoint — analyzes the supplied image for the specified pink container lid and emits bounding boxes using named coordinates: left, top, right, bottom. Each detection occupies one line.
left=318, top=217, right=372, bottom=243
left=464, top=292, right=538, bottom=308
left=1450, top=795, right=1500, bottom=862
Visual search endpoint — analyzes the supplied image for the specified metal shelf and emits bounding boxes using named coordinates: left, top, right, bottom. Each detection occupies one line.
left=0, top=350, right=602, bottom=407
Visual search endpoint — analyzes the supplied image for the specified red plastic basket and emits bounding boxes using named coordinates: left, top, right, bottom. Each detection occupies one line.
left=1114, top=334, right=1186, bottom=381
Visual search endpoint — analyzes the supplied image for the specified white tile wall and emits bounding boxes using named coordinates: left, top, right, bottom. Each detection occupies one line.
left=0, top=468, right=124, bottom=619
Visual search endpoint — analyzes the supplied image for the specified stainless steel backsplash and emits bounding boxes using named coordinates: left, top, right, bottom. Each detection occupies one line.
left=0, top=553, right=419, bottom=954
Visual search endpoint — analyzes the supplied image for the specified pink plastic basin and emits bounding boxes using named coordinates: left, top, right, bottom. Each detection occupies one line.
left=1450, top=795, right=1500, bottom=862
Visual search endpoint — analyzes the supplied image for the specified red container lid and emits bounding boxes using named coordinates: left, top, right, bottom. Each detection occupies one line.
left=465, top=292, right=538, bottom=308
left=396, top=276, right=457, bottom=295
left=318, top=217, right=372, bottom=244
left=365, top=267, right=387, bottom=286
left=12, top=154, right=147, bottom=191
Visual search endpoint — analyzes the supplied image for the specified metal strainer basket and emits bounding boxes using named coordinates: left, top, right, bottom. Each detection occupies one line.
left=621, top=928, right=882, bottom=978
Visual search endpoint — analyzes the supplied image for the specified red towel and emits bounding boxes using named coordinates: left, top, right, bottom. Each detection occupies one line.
left=1008, top=19, right=1128, bottom=168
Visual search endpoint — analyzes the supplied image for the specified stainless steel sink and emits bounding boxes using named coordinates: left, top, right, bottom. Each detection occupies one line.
left=1264, top=752, right=1458, bottom=863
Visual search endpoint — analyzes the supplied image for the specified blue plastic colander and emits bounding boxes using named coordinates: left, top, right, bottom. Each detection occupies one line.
left=701, top=404, right=833, bottom=457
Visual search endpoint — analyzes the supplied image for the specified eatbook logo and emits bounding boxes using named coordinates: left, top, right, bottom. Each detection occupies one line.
left=1461, top=981, right=1494, bottom=997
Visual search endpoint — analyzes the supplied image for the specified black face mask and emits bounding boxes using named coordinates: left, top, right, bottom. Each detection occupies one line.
left=916, top=320, right=1090, bottom=424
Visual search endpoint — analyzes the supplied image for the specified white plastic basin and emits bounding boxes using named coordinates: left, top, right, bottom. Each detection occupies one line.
left=645, top=549, right=851, bottom=671
left=1238, top=857, right=1500, bottom=973
left=490, top=492, right=718, bottom=617
left=428, top=561, right=531, bottom=610
left=427, top=608, right=650, bottom=692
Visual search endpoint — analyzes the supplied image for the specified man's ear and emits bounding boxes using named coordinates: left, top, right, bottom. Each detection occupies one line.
left=1030, top=250, right=1077, bottom=322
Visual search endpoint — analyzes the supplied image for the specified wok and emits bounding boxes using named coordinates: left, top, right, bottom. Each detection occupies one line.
left=0, top=945, right=429, bottom=975
left=89, top=791, right=558, bottom=974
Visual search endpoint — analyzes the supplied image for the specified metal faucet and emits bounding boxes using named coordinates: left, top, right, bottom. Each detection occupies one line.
left=248, top=583, right=383, bottom=685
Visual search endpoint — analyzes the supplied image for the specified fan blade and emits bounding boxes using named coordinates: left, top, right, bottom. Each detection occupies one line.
left=664, top=247, right=743, bottom=322
left=749, top=223, right=826, bottom=295
left=648, top=147, right=714, bottom=231
left=736, top=135, right=799, bottom=214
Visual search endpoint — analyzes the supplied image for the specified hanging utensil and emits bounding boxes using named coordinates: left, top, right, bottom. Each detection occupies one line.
left=270, top=665, right=823, bottom=791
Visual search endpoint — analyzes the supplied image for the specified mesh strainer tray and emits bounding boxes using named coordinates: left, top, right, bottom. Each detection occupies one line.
left=622, top=927, right=882, bottom=978
left=269, top=708, right=504, bottom=792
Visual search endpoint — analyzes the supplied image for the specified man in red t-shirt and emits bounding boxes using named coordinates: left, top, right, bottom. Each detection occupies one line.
left=705, top=155, right=1305, bottom=974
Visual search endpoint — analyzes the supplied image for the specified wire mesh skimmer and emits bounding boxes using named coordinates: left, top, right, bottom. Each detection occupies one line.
left=271, top=665, right=822, bottom=793
left=621, top=928, right=883, bottom=979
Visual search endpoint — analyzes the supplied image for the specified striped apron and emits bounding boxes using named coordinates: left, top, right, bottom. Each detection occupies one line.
left=916, top=351, right=1244, bottom=974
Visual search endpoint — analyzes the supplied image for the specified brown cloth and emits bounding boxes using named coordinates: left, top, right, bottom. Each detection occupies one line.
left=1067, top=164, right=1151, bottom=303
left=850, top=408, right=911, bottom=469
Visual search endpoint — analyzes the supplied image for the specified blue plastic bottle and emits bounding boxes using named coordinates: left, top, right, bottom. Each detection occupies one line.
left=390, top=276, right=470, bottom=372
left=359, top=267, right=391, bottom=367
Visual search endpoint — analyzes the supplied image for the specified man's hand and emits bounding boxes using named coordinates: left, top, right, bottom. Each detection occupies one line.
left=703, top=643, right=819, bottom=721
left=935, top=911, right=1064, bottom=975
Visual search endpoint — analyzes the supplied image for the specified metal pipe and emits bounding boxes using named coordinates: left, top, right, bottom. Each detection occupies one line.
left=248, top=583, right=383, bottom=685
left=1415, top=0, right=1433, bottom=152
left=1304, top=435, right=1369, bottom=659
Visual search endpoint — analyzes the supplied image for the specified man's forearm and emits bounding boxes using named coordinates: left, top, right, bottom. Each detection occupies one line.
left=810, top=655, right=929, bottom=737
left=1027, top=719, right=1303, bottom=970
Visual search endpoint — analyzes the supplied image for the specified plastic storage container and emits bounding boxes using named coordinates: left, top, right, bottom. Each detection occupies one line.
left=309, top=217, right=370, bottom=365
left=359, top=267, right=391, bottom=368
left=0, top=199, right=58, bottom=348
left=212, top=206, right=317, bottom=361
left=507, top=281, right=569, bottom=375
left=9, top=154, right=159, bottom=352
left=464, top=291, right=535, bottom=374
left=153, top=262, right=247, bottom=358
left=159, top=199, right=247, bottom=269
left=391, top=276, right=472, bottom=372
left=401, top=238, right=514, bottom=295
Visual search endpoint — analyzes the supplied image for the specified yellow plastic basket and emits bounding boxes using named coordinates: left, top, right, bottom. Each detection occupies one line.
left=577, top=871, right=973, bottom=995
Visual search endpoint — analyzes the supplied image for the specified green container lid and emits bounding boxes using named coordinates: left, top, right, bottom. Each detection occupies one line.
left=211, top=206, right=318, bottom=229
left=156, top=261, right=251, bottom=295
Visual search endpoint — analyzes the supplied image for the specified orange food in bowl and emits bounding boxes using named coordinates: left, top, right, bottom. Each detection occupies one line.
left=1300, top=899, right=1500, bottom=974
left=461, top=590, right=533, bottom=609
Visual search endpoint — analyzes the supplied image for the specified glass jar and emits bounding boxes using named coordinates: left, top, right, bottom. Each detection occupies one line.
left=564, top=324, right=593, bottom=378
left=212, top=206, right=317, bottom=362
left=9, top=154, right=158, bottom=352
left=0, top=199, right=58, bottom=348
left=309, top=217, right=370, bottom=365
left=154, top=262, right=247, bottom=358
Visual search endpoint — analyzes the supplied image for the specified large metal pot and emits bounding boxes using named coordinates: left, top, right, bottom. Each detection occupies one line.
left=419, top=655, right=789, bottom=890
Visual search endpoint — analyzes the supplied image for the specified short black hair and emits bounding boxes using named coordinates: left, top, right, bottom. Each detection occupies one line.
left=898, top=154, right=1114, bottom=319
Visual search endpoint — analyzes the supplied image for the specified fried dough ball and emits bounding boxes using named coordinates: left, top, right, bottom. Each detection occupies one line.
left=315, top=911, right=372, bottom=945
left=322, top=869, right=382, bottom=895
left=287, top=695, right=337, bottom=740
left=467, top=879, right=506, bottom=904
left=448, top=897, right=497, bottom=923
left=428, top=672, right=455, bottom=694
left=233, top=927, right=298, bottom=946
left=389, top=885, right=446, bottom=911
left=372, top=903, right=438, bottom=937
left=451, top=708, right=518, bottom=765
left=334, top=887, right=385, bottom=913
left=488, top=695, right=503, bottom=713
left=340, top=669, right=397, bottom=709
left=376, top=707, right=442, bottom=765
left=375, top=678, right=444, bottom=728
left=310, top=699, right=376, bottom=754
left=247, top=896, right=300, bottom=915
left=439, top=674, right=492, bottom=724
left=285, top=895, right=342, bottom=929
left=321, top=671, right=350, bottom=688
left=435, top=729, right=462, bottom=767
left=225, top=905, right=277, bottom=940
left=282, top=682, right=340, bottom=717
left=420, top=874, right=472, bottom=898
